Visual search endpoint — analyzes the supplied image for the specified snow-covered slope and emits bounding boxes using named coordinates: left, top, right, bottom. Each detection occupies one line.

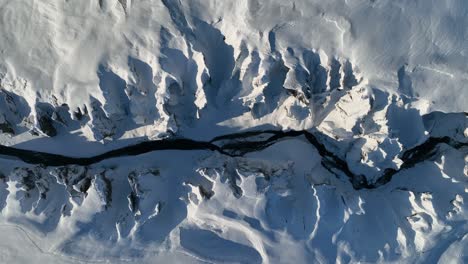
left=0, top=0, right=466, bottom=263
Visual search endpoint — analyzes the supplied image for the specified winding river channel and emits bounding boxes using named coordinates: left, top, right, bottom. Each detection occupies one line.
left=0, top=129, right=465, bottom=189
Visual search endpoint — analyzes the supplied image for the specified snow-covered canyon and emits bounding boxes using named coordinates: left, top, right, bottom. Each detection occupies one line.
left=0, top=0, right=466, bottom=263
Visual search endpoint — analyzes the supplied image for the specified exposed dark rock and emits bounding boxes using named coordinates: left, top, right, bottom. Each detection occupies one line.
left=78, top=177, right=92, bottom=194
left=38, top=115, right=57, bottom=137
left=73, top=107, right=84, bottom=120
left=99, top=173, right=113, bottom=209
left=199, top=185, right=215, bottom=199
left=0, top=119, right=14, bottom=134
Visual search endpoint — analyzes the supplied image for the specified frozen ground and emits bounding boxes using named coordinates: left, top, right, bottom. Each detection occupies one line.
left=0, top=0, right=467, bottom=263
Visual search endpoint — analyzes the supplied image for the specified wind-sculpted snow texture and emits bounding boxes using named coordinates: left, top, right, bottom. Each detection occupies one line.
left=0, top=0, right=467, bottom=263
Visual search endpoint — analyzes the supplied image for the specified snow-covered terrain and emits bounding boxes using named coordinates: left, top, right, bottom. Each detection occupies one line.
left=0, top=0, right=467, bottom=263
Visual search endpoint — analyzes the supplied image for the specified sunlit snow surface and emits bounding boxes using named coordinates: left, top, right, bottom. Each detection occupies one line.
left=0, top=0, right=467, bottom=263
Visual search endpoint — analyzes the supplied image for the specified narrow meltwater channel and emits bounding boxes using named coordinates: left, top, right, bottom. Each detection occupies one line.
left=0, top=130, right=465, bottom=190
